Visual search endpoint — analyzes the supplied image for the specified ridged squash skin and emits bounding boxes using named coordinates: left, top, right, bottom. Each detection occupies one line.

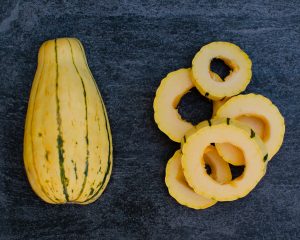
left=24, top=38, right=113, bottom=204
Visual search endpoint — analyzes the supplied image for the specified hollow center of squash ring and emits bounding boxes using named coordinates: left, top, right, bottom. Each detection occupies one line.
left=229, top=164, right=245, bottom=180
left=205, top=164, right=212, bottom=175
left=210, top=57, right=237, bottom=82
left=177, top=88, right=212, bottom=125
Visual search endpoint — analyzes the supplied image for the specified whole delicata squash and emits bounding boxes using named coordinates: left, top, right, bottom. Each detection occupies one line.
left=24, top=38, right=113, bottom=204
left=182, top=118, right=267, bottom=201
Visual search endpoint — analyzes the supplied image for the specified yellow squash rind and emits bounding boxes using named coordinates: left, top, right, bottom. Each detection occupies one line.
left=24, top=38, right=113, bottom=204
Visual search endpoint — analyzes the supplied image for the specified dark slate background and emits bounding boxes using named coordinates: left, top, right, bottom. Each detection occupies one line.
left=0, top=0, right=299, bottom=239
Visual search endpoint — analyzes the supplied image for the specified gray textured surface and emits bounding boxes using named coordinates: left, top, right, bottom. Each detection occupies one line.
left=0, top=1, right=300, bottom=239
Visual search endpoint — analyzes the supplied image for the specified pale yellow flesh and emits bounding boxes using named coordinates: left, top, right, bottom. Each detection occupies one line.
left=192, top=42, right=252, bottom=100
left=165, top=147, right=232, bottom=209
left=215, top=143, right=245, bottom=166
left=182, top=118, right=267, bottom=201
left=153, top=68, right=195, bottom=142
left=204, top=146, right=232, bottom=184
left=215, top=116, right=265, bottom=166
left=165, top=150, right=216, bottom=209
left=215, top=94, right=285, bottom=162
left=24, top=38, right=112, bottom=204
left=212, top=97, right=230, bottom=116
left=213, top=98, right=265, bottom=166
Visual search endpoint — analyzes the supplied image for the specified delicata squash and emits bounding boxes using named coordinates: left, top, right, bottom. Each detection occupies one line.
left=215, top=94, right=285, bottom=164
left=182, top=118, right=267, bottom=201
left=24, top=38, right=113, bottom=204
left=192, top=42, right=252, bottom=100
left=165, top=147, right=231, bottom=209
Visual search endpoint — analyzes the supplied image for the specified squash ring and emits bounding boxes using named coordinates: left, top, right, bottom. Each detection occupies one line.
left=165, top=147, right=231, bottom=209
left=213, top=97, right=265, bottom=166
left=215, top=94, right=285, bottom=163
left=153, top=68, right=195, bottom=142
left=192, top=42, right=252, bottom=100
left=182, top=118, right=267, bottom=201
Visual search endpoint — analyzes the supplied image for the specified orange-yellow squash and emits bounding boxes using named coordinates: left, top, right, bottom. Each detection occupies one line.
left=24, top=38, right=113, bottom=204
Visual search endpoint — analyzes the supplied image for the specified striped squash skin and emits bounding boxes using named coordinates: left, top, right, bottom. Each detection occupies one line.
left=24, top=38, right=113, bottom=204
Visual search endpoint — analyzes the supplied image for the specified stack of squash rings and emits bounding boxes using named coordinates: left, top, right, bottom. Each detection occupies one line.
left=153, top=42, right=285, bottom=209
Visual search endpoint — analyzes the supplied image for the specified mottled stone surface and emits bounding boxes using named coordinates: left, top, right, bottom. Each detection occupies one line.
left=0, top=1, right=299, bottom=239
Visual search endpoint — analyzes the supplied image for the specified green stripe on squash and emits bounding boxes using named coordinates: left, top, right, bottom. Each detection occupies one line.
left=67, top=39, right=90, bottom=201
left=75, top=39, right=112, bottom=203
left=55, top=39, right=69, bottom=202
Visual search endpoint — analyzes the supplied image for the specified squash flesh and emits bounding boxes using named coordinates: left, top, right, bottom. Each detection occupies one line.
left=212, top=97, right=230, bottom=116
left=182, top=118, right=267, bottom=201
left=166, top=150, right=217, bottom=209
left=215, top=94, right=285, bottom=162
left=204, top=146, right=232, bottom=184
left=213, top=98, right=266, bottom=165
left=192, top=42, right=252, bottom=100
left=166, top=148, right=233, bottom=209
left=153, top=68, right=195, bottom=142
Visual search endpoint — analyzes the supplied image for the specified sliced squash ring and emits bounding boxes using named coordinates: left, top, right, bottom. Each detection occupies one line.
left=182, top=118, right=267, bottom=201
left=192, top=42, right=252, bottom=100
left=213, top=97, right=265, bottom=166
left=165, top=148, right=232, bottom=209
left=165, top=150, right=216, bottom=209
left=153, top=68, right=195, bottom=142
left=215, top=94, right=285, bottom=162
left=215, top=115, right=265, bottom=166
left=183, top=135, right=234, bottom=185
